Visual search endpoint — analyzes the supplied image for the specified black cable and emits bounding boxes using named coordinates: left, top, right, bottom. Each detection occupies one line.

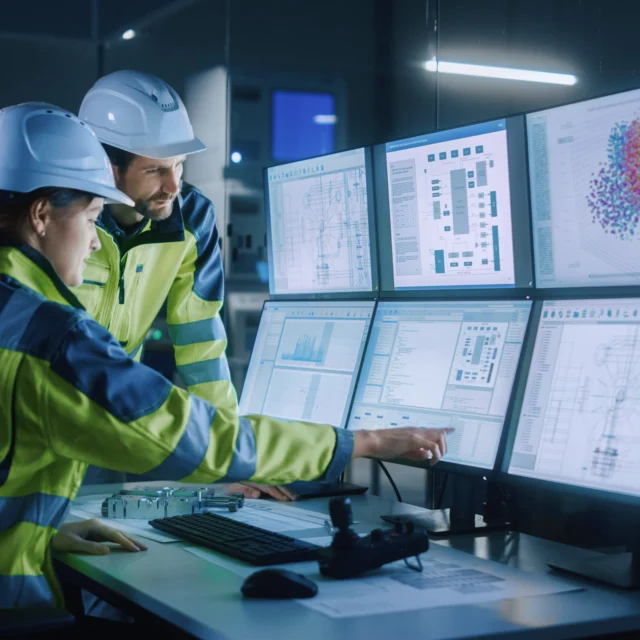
left=404, top=555, right=424, bottom=572
left=435, top=471, right=449, bottom=509
left=376, top=460, right=403, bottom=503
left=376, top=462, right=424, bottom=573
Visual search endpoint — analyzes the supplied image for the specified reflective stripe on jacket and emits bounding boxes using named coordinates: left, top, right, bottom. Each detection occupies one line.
left=0, top=245, right=353, bottom=609
left=75, top=182, right=237, bottom=414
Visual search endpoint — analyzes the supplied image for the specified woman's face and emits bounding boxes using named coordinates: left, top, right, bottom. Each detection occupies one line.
left=39, top=197, right=104, bottom=287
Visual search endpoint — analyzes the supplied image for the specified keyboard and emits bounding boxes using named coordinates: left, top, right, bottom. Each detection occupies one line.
left=149, top=512, right=322, bottom=565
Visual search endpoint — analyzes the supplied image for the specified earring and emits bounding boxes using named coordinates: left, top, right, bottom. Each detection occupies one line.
left=40, top=230, right=45, bottom=237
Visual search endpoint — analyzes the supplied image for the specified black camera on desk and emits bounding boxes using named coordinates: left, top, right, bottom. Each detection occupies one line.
left=317, top=497, right=430, bottom=579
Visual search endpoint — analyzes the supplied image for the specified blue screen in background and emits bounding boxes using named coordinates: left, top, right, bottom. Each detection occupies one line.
left=272, top=90, right=336, bottom=161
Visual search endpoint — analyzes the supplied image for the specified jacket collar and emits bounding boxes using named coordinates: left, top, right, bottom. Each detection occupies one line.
left=0, top=243, right=84, bottom=309
left=98, top=191, right=186, bottom=249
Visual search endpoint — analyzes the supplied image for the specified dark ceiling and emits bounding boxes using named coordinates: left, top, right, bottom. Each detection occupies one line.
left=0, top=0, right=198, bottom=42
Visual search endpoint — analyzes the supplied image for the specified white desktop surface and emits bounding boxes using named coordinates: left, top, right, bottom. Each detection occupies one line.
left=57, top=483, right=640, bottom=640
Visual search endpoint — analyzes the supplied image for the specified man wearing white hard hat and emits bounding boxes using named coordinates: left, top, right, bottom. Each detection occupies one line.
left=78, top=71, right=294, bottom=500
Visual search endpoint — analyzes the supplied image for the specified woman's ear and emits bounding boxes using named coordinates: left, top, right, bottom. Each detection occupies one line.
left=28, top=197, right=51, bottom=238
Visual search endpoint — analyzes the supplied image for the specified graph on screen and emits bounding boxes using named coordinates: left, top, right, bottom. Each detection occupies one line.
left=275, top=318, right=364, bottom=372
left=281, top=333, right=327, bottom=364
left=239, top=301, right=374, bottom=427
left=508, top=299, right=640, bottom=498
left=384, top=120, right=516, bottom=290
left=349, top=301, right=531, bottom=470
left=528, top=87, right=640, bottom=288
left=267, top=148, right=373, bottom=295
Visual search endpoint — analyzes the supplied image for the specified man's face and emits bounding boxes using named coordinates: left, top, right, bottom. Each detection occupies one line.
left=114, top=154, right=186, bottom=221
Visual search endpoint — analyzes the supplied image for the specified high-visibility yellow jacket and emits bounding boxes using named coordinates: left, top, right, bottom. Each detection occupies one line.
left=75, top=182, right=237, bottom=414
left=0, top=244, right=353, bottom=609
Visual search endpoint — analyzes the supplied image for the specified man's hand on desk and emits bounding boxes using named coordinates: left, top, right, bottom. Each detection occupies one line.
left=51, top=520, right=148, bottom=555
left=223, top=483, right=299, bottom=501
left=353, top=427, right=453, bottom=464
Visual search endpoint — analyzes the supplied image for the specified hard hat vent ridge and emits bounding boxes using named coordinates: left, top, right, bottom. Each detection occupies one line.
left=150, top=91, right=178, bottom=111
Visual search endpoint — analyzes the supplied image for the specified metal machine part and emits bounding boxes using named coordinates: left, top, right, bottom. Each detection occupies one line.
left=101, top=487, right=245, bottom=519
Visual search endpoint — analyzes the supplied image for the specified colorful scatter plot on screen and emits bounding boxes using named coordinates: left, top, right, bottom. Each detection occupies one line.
left=588, top=120, right=640, bottom=240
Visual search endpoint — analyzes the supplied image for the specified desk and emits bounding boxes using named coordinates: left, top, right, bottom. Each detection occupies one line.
left=56, top=483, right=640, bottom=640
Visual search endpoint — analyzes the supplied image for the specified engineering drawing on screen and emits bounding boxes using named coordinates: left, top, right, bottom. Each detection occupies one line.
left=510, top=301, right=640, bottom=497
left=385, top=121, right=516, bottom=289
left=286, top=169, right=369, bottom=287
left=548, top=324, right=640, bottom=481
left=529, top=88, right=640, bottom=287
left=268, top=150, right=373, bottom=294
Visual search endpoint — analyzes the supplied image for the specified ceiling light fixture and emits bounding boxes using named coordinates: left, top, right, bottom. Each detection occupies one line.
left=425, top=58, right=577, bottom=86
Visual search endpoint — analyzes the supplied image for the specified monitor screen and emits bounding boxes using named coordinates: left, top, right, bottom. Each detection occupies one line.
left=348, top=300, right=532, bottom=470
left=528, top=88, right=640, bottom=289
left=376, top=116, right=532, bottom=291
left=272, top=90, right=336, bottom=162
left=239, top=300, right=375, bottom=428
left=266, top=148, right=376, bottom=296
left=507, top=299, right=640, bottom=499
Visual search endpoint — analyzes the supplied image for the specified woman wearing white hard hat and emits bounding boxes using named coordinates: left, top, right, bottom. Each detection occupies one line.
left=0, top=103, right=451, bottom=617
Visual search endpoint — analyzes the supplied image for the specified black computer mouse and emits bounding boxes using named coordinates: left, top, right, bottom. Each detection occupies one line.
left=241, top=568, right=318, bottom=599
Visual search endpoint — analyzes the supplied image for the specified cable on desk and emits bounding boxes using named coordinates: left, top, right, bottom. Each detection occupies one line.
left=376, top=462, right=424, bottom=573
left=376, top=460, right=403, bottom=503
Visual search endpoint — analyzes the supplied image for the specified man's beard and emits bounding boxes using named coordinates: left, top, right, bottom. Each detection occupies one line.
left=133, top=194, right=176, bottom=221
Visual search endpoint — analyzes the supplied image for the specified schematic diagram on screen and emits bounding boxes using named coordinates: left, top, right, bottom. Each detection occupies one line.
left=423, top=160, right=507, bottom=280
left=537, top=323, right=640, bottom=487
left=386, top=125, right=516, bottom=289
left=448, top=322, right=507, bottom=388
left=277, top=167, right=372, bottom=291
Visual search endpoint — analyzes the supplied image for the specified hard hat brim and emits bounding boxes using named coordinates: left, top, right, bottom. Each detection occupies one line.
left=125, top=136, right=206, bottom=160
left=89, top=184, right=135, bottom=207
left=0, top=168, right=134, bottom=207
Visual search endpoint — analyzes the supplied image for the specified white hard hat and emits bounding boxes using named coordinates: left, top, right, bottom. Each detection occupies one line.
left=0, top=102, right=133, bottom=206
left=79, top=70, right=206, bottom=159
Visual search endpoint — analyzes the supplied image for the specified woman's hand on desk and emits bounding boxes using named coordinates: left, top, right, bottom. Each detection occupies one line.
left=51, top=520, right=148, bottom=555
left=223, top=483, right=298, bottom=501
left=353, top=427, right=453, bottom=464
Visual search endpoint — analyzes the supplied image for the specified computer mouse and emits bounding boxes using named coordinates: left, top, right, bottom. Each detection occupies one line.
left=241, top=568, right=318, bottom=599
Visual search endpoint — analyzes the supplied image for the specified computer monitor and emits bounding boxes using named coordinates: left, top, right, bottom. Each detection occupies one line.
left=528, top=88, right=640, bottom=289
left=265, top=148, right=377, bottom=297
left=504, top=298, right=640, bottom=587
left=374, top=116, right=533, bottom=293
left=239, top=300, right=375, bottom=428
left=505, top=298, right=640, bottom=501
left=348, top=300, right=532, bottom=472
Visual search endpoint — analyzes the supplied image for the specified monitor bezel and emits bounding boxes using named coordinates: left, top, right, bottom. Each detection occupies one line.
left=374, top=114, right=535, bottom=298
left=239, top=297, right=378, bottom=430
left=498, top=296, right=640, bottom=507
left=263, top=146, right=380, bottom=300
left=345, top=296, right=536, bottom=477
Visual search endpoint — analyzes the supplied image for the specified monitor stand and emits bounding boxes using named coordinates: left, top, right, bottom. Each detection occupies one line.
left=548, top=551, right=640, bottom=589
left=380, top=476, right=509, bottom=537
